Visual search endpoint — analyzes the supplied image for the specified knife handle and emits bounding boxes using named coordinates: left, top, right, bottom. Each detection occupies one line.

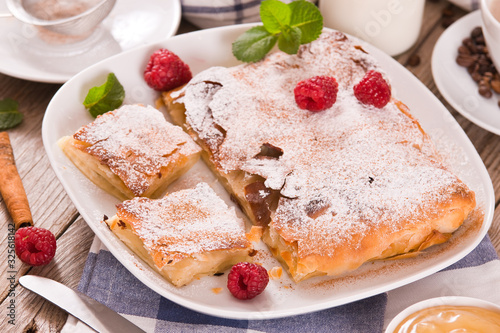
left=0, top=132, right=34, bottom=229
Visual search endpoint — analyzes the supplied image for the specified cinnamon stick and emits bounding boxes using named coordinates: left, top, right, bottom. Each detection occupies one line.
left=0, top=132, right=33, bottom=229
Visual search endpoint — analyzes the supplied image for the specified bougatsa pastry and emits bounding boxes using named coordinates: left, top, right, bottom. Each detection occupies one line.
left=105, top=182, right=258, bottom=287
left=162, top=30, right=476, bottom=282
left=58, top=104, right=201, bottom=201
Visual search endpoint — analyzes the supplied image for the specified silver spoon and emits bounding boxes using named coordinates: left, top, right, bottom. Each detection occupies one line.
left=5, top=0, right=116, bottom=36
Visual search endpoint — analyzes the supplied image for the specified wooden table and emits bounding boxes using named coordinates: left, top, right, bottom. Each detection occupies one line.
left=1, top=1, right=499, bottom=332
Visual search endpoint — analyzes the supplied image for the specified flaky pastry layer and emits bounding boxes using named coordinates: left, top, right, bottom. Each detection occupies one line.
left=105, top=182, right=257, bottom=287
left=58, top=104, right=201, bottom=201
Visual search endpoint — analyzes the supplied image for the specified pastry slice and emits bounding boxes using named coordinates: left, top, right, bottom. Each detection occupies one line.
left=105, top=182, right=258, bottom=287
left=58, top=104, right=201, bottom=201
left=162, top=30, right=476, bottom=282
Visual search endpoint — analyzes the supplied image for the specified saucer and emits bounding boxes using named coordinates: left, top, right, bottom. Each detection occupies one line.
left=432, top=10, right=500, bottom=136
left=0, top=0, right=181, bottom=83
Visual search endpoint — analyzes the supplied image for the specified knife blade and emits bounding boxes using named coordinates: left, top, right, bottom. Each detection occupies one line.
left=19, top=275, right=145, bottom=333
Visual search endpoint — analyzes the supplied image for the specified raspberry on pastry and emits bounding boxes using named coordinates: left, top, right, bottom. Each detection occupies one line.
left=294, top=75, right=338, bottom=111
left=353, top=70, right=391, bottom=108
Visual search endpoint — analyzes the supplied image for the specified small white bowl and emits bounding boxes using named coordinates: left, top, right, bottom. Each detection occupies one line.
left=385, top=296, right=500, bottom=333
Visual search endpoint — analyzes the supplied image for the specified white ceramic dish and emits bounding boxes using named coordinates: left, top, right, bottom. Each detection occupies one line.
left=0, top=0, right=181, bottom=83
left=432, top=10, right=500, bottom=136
left=385, top=296, right=500, bottom=332
left=42, top=25, right=494, bottom=320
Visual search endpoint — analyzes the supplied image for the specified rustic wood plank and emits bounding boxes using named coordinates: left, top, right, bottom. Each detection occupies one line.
left=0, top=75, right=87, bottom=332
left=0, top=77, right=80, bottom=304
left=0, top=216, right=94, bottom=333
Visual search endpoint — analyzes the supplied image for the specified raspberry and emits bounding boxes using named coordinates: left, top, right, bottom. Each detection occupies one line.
left=227, top=262, right=269, bottom=300
left=353, top=70, right=391, bottom=108
left=15, top=227, right=56, bottom=266
left=144, top=49, right=192, bottom=91
left=294, top=76, right=338, bottom=112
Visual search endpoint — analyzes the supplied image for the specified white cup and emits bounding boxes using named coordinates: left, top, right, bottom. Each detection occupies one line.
left=481, top=0, right=500, bottom=71
left=318, top=0, right=425, bottom=56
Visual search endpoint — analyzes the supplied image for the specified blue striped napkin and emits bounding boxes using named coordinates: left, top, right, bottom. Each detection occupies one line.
left=180, top=0, right=316, bottom=28
left=61, top=235, right=500, bottom=333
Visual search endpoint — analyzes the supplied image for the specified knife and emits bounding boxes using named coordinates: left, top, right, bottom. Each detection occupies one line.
left=19, top=275, right=146, bottom=333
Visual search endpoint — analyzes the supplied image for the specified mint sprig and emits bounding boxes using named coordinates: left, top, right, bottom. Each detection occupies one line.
left=0, top=98, right=23, bottom=130
left=83, top=73, right=125, bottom=118
left=232, top=0, right=323, bottom=63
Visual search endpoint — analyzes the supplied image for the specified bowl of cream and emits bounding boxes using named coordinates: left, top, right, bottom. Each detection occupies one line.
left=385, top=296, right=500, bottom=332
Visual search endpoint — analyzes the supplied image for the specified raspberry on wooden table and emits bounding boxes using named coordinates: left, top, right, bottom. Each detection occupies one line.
left=227, top=262, right=269, bottom=300
left=144, top=49, right=192, bottom=91
left=15, top=227, right=56, bottom=266
left=294, top=76, right=338, bottom=112
left=353, top=70, right=392, bottom=108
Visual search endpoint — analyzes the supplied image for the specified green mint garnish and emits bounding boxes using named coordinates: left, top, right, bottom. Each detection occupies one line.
left=232, top=26, right=278, bottom=63
left=0, top=98, right=23, bottom=130
left=232, top=0, right=323, bottom=63
left=83, top=73, right=125, bottom=118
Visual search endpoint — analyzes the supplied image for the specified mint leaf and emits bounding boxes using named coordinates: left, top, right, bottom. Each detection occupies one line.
left=83, top=73, right=125, bottom=118
left=0, top=98, right=23, bottom=130
left=289, top=0, right=323, bottom=44
left=260, top=0, right=291, bottom=34
left=232, top=26, right=278, bottom=63
left=232, top=0, right=323, bottom=63
left=278, top=26, right=301, bottom=54
left=0, top=112, right=23, bottom=130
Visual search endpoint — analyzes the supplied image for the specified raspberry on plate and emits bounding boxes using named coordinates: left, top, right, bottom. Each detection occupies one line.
left=144, top=49, right=192, bottom=91
left=294, top=76, right=338, bottom=112
left=227, top=262, right=269, bottom=300
left=15, top=227, right=56, bottom=266
left=353, top=70, right=392, bottom=108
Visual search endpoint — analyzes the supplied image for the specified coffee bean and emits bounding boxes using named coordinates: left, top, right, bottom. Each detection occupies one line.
left=479, top=79, right=491, bottom=89
left=456, top=54, right=478, bottom=67
left=471, top=71, right=483, bottom=82
left=476, top=36, right=486, bottom=45
left=442, top=6, right=454, bottom=17
left=479, top=84, right=493, bottom=98
left=471, top=27, right=483, bottom=39
left=458, top=45, right=470, bottom=55
left=407, top=54, right=421, bottom=67
left=467, top=63, right=479, bottom=74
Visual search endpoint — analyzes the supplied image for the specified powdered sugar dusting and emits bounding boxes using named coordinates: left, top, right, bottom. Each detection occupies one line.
left=73, top=104, right=200, bottom=196
left=117, top=182, right=250, bottom=266
left=175, top=31, right=474, bottom=258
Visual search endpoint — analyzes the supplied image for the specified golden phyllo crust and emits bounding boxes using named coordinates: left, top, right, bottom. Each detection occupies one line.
left=107, top=182, right=255, bottom=286
left=58, top=104, right=201, bottom=201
